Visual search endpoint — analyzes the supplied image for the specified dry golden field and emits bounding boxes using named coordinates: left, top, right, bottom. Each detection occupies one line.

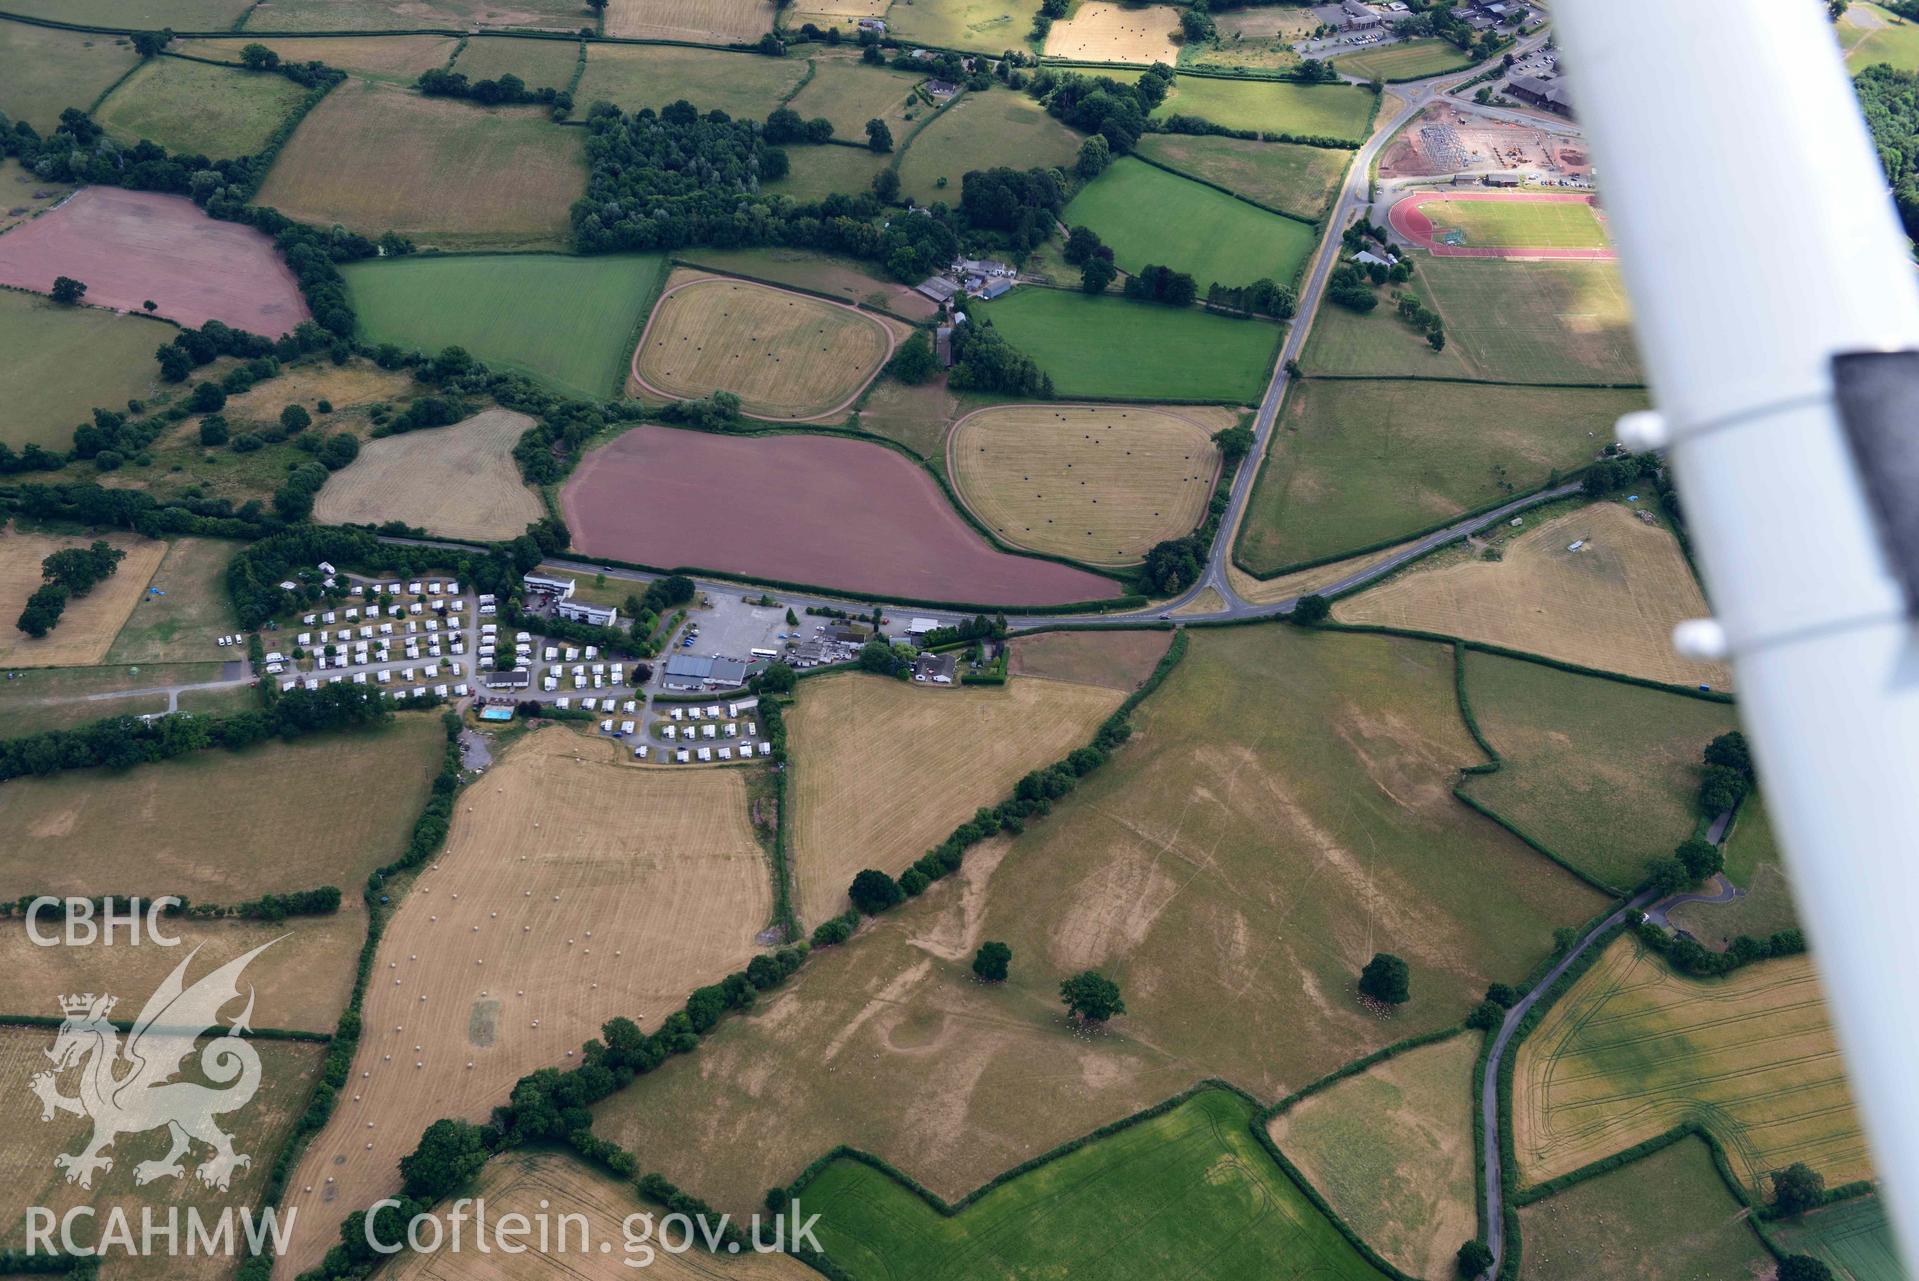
left=180, top=35, right=461, bottom=83
left=1268, top=1033, right=1480, bottom=1279
left=604, top=0, right=776, bottom=43
left=1226, top=535, right=1423, bottom=606
left=1336, top=502, right=1731, bottom=688
left=787, top=670, right=1124, bottom=927
left=313, top=408, right=544, bottom=541
left=1172, top=585, right=1225, bottom=615
left=277, top=728, right=772, bottom=1276
left=1042, top=2, right=1182, bottom=62
left=0, top=715, right=445, bottom=903
left=383, top=1151, right=819, bottom=1281
left=949, top=404, right=1226, bottom=565
left=220, top=361, right=417, bottom=428
left=630, top=274, right=896, bottom=419
left=0, top=526, right=165, bottom=667
left=1004, top=627, right=1170, bottom=691
left=1514, top=937, right=1870, bottom=1195
left=789, top=0, right=888, bottom=29
left=0, top=1026, right=323, bottom=1281
left=0, top=904, right=366, bottom=1033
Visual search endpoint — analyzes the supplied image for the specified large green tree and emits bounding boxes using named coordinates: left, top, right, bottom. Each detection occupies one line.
left=1060, top=970, right=1125, bottom=1023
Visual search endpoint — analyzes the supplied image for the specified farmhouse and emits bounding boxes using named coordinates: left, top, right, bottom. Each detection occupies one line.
left=913, top=652, right=958, bottom=684
left=916, top=276, right=960, bottom=304
left=1506, top=73, right=1573, bottom=115
left=555, top=599, right=619, bottom=628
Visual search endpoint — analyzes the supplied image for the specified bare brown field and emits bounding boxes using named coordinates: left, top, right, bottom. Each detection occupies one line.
left=1226, top=535, right=1424, bottom=606
left=631, top=273, right=896, bottom=419
left=179, top=35, right=462, bottom=83
left=313, top=408, right=544, bottom=541
left=0, top=526, right=165, bottom=667
left=949, top=404, right=1227, bottom=565
left=604, top=0, right=776, bottom=43
left=1268, top=1033, right=1479, bottom=1279
left=255, top=80, right=585, bottom=248
left=0, top=903, right=366, bottom=1033
left=0, top=715, right=445, bottom=902
left=1005, top=627, right=1170, bottom=691
left=0, top=1025, right=323, bottom=1281
left=1514, top=937, right=1870, bottom=1195
left=1042, top=2, right=1181, bottom=62
left=787, top=670, right=1124, bottom=927
left=1336, top=502, right=1730, bottom=688
left=383, top=1150, right=819, bottom=1281
left=278, top=727, right=772, bottom=1276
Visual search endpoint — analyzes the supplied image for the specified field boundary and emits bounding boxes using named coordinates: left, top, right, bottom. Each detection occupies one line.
left=1124, top=148, right=1322, bottom=232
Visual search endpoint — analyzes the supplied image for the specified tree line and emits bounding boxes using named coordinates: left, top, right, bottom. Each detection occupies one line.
left=14, top=540, right=125, bottom=638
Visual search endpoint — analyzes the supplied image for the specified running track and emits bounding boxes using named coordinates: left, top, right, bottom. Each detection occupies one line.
left=1389, top=189, right=1619, bottom=260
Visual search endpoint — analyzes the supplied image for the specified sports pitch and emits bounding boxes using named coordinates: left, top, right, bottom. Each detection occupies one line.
left=1332, top=36, right=1472, bottom=82
left=1412, top=193, right=1610, bottom=251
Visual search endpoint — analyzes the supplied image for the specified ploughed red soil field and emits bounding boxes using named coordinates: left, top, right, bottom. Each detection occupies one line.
left=0, top=187, right=309, bottom=334
left=559, top=427, right=1122, bottom=605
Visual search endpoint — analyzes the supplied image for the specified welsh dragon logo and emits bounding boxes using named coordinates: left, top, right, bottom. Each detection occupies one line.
left=29, top=940, right=278, bottom=1191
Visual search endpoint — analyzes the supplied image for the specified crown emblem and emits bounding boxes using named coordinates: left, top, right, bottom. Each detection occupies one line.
left=58, top=994, right=112, bottom=1017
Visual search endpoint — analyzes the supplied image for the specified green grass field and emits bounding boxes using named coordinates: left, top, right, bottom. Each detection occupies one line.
left=807, top=1089, right=1393, bottom=1281
left=1844, top=4, right=1919, bottom=71
left=978, top=288, right=1280, bottom=401
left=0, top=663, right=223, bottom=735
left=1304, top=253, right=1642, bottom=385
left=1774, top=1197, right=1908, bottom=1281
left=575, top=43, right=809, bottom=118
left=176, top=34, right=462, bottom=85
left=450, top=34, right=582, bottom=90
left=786, top=56, right=928, bottom=143
left=1151, top=76, right=1374, bottom=141
left=1235, top=380, right=1634, bottom=571
left=1134, top=132, right=1348, bottom=220
left=0, top=23, right=141, bottom=133
left=1332, top=37, right=1472, bottom=82
left=1668, top=794, right=1802, bottom=948
left=767, top=143, right=891, bottom=202
left=1419, top=196, right=1609, bottom=250
left=896, top=92, right=1083, bottom=205
left=1, top=0, right=250, bottom=25
left=1062, top=156, right=1317, bottom=287
left=0, top=290, right=171, bottom=452
left=103, top=538, right=241, bottom=664
left=95, top=55, right=311, bottom=159
left=1457, top=652, right=1741, bottom=890
left=881, top=0, right=1037, bottom=52
left=1516, top=1139, right=1770, bottom=1281
left=344, top=252, right=667, bottom=398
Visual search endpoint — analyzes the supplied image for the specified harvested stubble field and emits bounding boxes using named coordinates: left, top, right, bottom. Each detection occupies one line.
left=560, top=426, right=1121, bottom=604
left=1332, top=36, right=1472, bottom=82
left=676, top=247, right=939, bottom=322
left=0, top=187, right=311, bottom=335
left=242, top=0, right=591, bottom=30
left=791, top=0, right=888, bottom=28
left=809, top=1089, right=1392, bottom=1281
left=1225, top=533, right=1423, bottom=606
left=978, top=289, right=1281, bottom=402
left=313, top=408, right=545, bottom=541
left=1514, top=937, right=1871, bottom=1194
left=0, top=290, right=168, bottom=452
left=604, top=0, right=776, bottom=41
left=179, top=35, right=462, bottom=85
left=104, top=536, right=241, bottom=664
left=881, top=0, right=1037, bottom=51
left=1457, top=651, right=1741, bottom=890
left=451, top=34, right=583, bottom=90
left=279, top=728, right=773, bottom=1276
left=0, top=1027, right=323, bottom=1281
left=595, top=627, right=1601, bottom=1216
left=1134, top=132, right=1349, bottom=221
left=0, top=527, right=165, bottom=668
left=949, top=403, right=1226, bottom=564
left=255, top=80, right=586, bottom=249
left=382, top=1151, right=818, bottom=1281
left=1266, top=1032, right=1479, bottom=1280
left=96, top=55, right=311, bottom=160
left=1334, top=501, right=1730, bottom=687
left=0, top=22, right=140, bottom=132
left=896, top=92, right=1083, bottom=205
left=574, top=44, right=808, bottom=117
left=631, top=275, right=897, bottom=419
left=1062, top=156, right=1318, bottom=289
left=0, top=905, right=366, bottom=1034
left=1516, top=1136, right=1771, bottom=1281
left=0, top=715, right=445, bottom=902
left=785, top=56, right=928, bottom=143
left=1774, top=1195, right=1907, bottom=1281
left=787, top=669, right=1126, bottom=926
left=1234, top=380, right=1636, bottom=573
left=1151, top=76, right=1375, bottom=141
left=1304, top=254, right=1642, bottom=384
left=1005, top=625, right=1170, bottom=691
left=345, top=252, right=665, bottom=399
left=1042, top=1, right=1182, bottom=63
